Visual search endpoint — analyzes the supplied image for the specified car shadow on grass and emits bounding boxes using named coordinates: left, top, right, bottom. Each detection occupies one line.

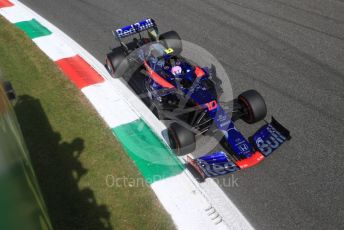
left=14, top=95, right=113, bottom=230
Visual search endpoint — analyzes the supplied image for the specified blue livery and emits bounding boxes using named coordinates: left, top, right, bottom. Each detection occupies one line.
left=252, top=117, right=290, bottom=157
left=106, top=19, right=291, bottom=182
left=195, top=152, right=240, bottom=177
left=115, top=18, right=156, bottom=39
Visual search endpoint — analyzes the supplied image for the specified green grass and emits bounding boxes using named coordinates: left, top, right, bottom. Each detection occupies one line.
left=0, top=16, right=175, bottom=230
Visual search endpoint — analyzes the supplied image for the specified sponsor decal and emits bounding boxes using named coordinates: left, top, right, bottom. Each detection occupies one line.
left=205, top=100, right=217, bottom=111
left=164, top=48, right=174, bottom=54
left=196, top=159, right=239, bottom=177
left=195, top=152, right=239, bottom=177
left=116, top=19, right=155, bottom=38
left=255, top=125, right=286, bottom=156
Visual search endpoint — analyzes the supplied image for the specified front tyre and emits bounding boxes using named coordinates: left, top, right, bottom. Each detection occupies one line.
left=238, top=89, right=267, bottom=124
left=167, top=122, right=195, bottom=155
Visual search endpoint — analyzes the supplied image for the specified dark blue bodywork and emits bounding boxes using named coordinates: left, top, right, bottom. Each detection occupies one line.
left=113, top=19, right=291, bottom=180
left=145, top=52, right=290, bottom=179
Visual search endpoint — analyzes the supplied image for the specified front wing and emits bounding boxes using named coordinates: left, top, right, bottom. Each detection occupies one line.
left=187, top=117, right=291, bottom=182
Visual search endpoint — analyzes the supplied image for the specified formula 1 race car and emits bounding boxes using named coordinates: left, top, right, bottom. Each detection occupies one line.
left=105, top=19, right=291, bottom=181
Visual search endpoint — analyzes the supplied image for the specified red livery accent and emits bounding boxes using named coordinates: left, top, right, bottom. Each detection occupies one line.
left=236, top=151, right=265, bottom=169
left=144, top=60, right=175, bottom=89
left=0, top=0, right=14, bottom=8
left=56, top=55, right=104, bottom=89
left=205, top=100, right=217, bottom=111
left=194, top=66, right=205, bottom=78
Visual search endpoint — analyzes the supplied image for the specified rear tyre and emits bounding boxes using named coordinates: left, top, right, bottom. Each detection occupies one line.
left=159, top=31, right=182, bottom=55
left=238, top=90, right=267, bottom=124
left=167, top=122, right=195, bottom=155
left=105, top=47, right=127, bottom=77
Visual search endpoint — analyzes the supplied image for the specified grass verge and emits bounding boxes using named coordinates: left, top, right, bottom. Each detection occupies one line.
left=0, top=16, right=174, bottom=230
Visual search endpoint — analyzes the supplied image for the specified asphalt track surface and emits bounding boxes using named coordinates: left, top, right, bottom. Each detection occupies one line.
left=19, top=0, right=344, bottom=229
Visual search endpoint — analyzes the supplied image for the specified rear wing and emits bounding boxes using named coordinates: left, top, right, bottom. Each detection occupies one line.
left=113, top=18, right=157, bottom=40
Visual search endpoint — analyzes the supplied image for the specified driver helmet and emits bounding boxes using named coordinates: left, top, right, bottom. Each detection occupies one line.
left=171, top=65, right=182, bottom=75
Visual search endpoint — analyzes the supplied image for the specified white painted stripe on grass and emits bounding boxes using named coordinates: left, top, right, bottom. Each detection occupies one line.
left=0, top=2, right=33, bottom=23
left=81, top=82, right=139, bottom=128
left=33, top=34, right=77, bottom=61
